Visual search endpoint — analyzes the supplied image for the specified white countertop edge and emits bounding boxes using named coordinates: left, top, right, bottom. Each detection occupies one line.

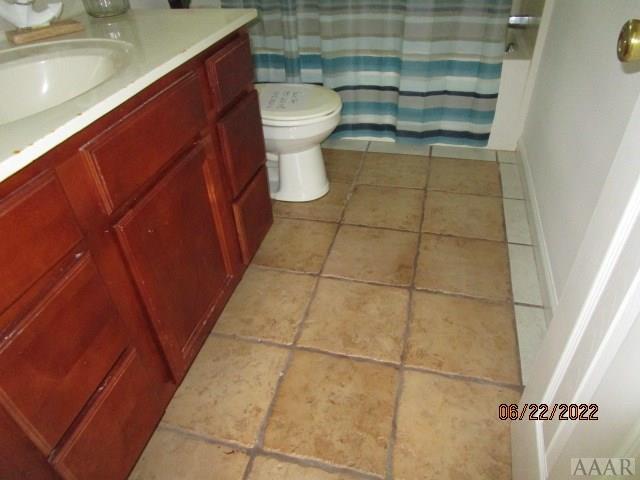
left=0, top=9, right=257, bottom=184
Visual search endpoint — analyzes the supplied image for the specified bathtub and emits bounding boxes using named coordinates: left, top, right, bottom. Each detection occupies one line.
left=487, top=28, right=532, bottom=150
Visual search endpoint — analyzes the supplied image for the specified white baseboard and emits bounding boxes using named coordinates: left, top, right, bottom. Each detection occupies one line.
left=517, top=140, right=559, bottom=320
left=511, top=419, right=547, bottom=480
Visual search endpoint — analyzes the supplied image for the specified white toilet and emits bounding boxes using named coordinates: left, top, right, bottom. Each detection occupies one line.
left=255, top=83, right=342, bottom=202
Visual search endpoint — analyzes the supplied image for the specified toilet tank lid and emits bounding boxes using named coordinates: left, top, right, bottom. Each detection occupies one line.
left=255, top=83, right=342, bottom=122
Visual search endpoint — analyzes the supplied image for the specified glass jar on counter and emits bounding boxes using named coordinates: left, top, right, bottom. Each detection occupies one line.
left=82, top=0, right=130, bottom=18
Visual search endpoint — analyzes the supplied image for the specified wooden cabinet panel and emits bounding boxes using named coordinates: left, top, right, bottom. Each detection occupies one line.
left=114, top=143, right=230, bottom=377
left=217, top=90, right=266, bottom=197
left=52, top=348, right=159, bottom=480
left=233, top=166, right=273, bottom=264
left=0, top=173, right=82, bottom=315
left=205, top=34, right=254, bottom=112
left=0, top=254, right=128, bottom=452
left=82, top=72, right=206, bottom=213
left=0, top=408, right=56, bottom=480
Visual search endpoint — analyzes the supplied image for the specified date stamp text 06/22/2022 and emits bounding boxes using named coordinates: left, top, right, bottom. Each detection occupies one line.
left=498, top=403, right=599, bottom=421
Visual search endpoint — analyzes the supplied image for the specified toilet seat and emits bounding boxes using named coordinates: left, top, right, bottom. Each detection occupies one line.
left=255, top=83, right=342, bottom=126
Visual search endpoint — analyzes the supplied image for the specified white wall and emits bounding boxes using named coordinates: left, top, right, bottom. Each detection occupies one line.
left=519, top=0, right=640, bottom=301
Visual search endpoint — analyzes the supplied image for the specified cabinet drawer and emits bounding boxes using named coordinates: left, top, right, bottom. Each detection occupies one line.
left=233, top=167, right=273, bottom=264
left=218, top=90, right=266, bottom=197
left=0, top=255, right=128, bottom=452
left=0, top=173, right=82, bottom=315
left=52, top=348, right=159, bottom=480
left=82, top=72, right=206, bottom=213
left=205, top=34, right=254, bottom=112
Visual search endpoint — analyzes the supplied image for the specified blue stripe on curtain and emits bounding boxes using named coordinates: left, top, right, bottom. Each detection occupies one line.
left=254, top=54, right=503, bottom=79
left=222, top=0, right=511, bottom=146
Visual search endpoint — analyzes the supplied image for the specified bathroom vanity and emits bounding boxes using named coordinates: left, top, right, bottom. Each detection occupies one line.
left=0, top=9, right=271, bottom=479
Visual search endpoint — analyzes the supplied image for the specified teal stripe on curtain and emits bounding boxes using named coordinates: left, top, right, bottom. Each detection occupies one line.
left=221, top=0, right=511, bottom=146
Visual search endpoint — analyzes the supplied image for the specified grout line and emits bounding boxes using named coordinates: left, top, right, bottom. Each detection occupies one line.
left=268, top=215, right=515, bottom=246
left=242, top=146, right=369, bottom=480
left=250, top=261, right=517, bottom=308
left=507, top=240, right=536, bottom=247
left=352, top=181, right=426, bottom=191
left=426, top=187, right=506, bottom=200
left=385, top=369, right=404, bottom=480
left=210, top=330, right=522, bottom=391
left=514, top=301, right=546, bottom=309
left=211, top=331, right=292, bottom=349
left=211, top=331, right=401, bottom=371
left=385, top=147, right=430, bottom=480
left=320, top=272, right=412, bottom=289
left=257, top=449, right=383, bottom=480
left=242, top=339, right=294, bottom=479
left=402, top=365, right=524, bottom=392
left=158, top=423, right=252, bottom=453
left=159, top=422, right=381, bottom=480
left=498, top=161, right=525, bottom=387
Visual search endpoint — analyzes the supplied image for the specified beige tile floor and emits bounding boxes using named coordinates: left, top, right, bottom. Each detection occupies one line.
left=130, top=146, right=529, bottom=480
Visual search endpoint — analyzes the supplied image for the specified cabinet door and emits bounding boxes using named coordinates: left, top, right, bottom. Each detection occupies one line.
left=114, top=143, right=232, bottom=378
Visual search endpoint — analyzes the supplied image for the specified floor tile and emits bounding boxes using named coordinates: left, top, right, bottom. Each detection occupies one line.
left=248, top=457, right=361, bottom=480
left=406, top=292, right=520, bottom=385
left=298, top=278, right=408, bottom=363
left=431, top=145, right=496, bottom=162
left=423, top=191, right=505, bottom=241
left=322, top=138, right=369, bottom=152
left=515, top=305, right=547, bottom=385
left=253, top=218, right=338, bottom=274
left=508, top=244, right=543, bottom=306
left=273, top=183, right=351, bottom=223
left=343, top=185, right=424, bottom=232
left=500, top=163, right=525, bottom=199
left=357, top=152, right=428, bottom=189
left=394, top=371, right=519, bottom=480
left=415, top=234, right=511, bottom=301
left=429, top=158, right=501, bottom=196
left=497, top=150, right=518, bottom=164
left=368, top=140, right=429, bottom=156
left=214, top=267, right=316, bottom=344
left=323, top=149, right=363, bottom=184
left=323, top=225, right=418, bottom=286
left=503, top=198, right=533, bottom=244
left=129, top=428, right=249, bottom=480
left=263, top=351, right=397, bottom=476
left=162, top=337, right=288, bottom=447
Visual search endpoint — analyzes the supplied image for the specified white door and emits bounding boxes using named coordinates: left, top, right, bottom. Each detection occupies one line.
left=512, top=1, right=640, bottom=479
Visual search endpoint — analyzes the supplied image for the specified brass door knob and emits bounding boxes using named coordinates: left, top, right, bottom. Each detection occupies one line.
left=618, top=19, right=640, bottom=62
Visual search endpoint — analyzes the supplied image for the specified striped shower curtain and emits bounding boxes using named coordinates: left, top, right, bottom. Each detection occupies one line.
left=223, top=0, right=511, bottom=146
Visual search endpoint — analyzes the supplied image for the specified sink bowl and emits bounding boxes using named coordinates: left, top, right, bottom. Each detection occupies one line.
left=0, top=39, right=131, bottom=126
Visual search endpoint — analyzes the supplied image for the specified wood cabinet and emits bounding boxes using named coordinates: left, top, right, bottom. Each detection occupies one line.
left=0, top=29, right=271, bottom=479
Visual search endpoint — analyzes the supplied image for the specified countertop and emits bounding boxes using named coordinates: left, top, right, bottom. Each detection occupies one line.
left=0, top=8, right=257, bottom=183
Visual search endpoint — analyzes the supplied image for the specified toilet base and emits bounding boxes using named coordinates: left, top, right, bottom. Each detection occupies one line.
left=268, top=145, right=330, bottom=202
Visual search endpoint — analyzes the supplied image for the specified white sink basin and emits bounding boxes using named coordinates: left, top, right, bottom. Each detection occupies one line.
left=0, top=39, right=131, bottom=126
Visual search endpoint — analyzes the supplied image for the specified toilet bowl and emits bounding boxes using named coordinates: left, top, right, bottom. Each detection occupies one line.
left=255, top=83, right=342, bottom=202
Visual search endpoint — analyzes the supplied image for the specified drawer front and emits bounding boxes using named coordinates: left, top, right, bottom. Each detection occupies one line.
left=0, top=173, right=82, bottom=315
left=52, top=348, right=160, bottom=480
left=233, top=167, right=273, bottom=264
left=205, top=34, right=254, bottom=111
left=82, top=72, right=206, bottom=213
left=217, top=90, right=266, bottom=197
left=0, top=254, right=128, bottom=452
